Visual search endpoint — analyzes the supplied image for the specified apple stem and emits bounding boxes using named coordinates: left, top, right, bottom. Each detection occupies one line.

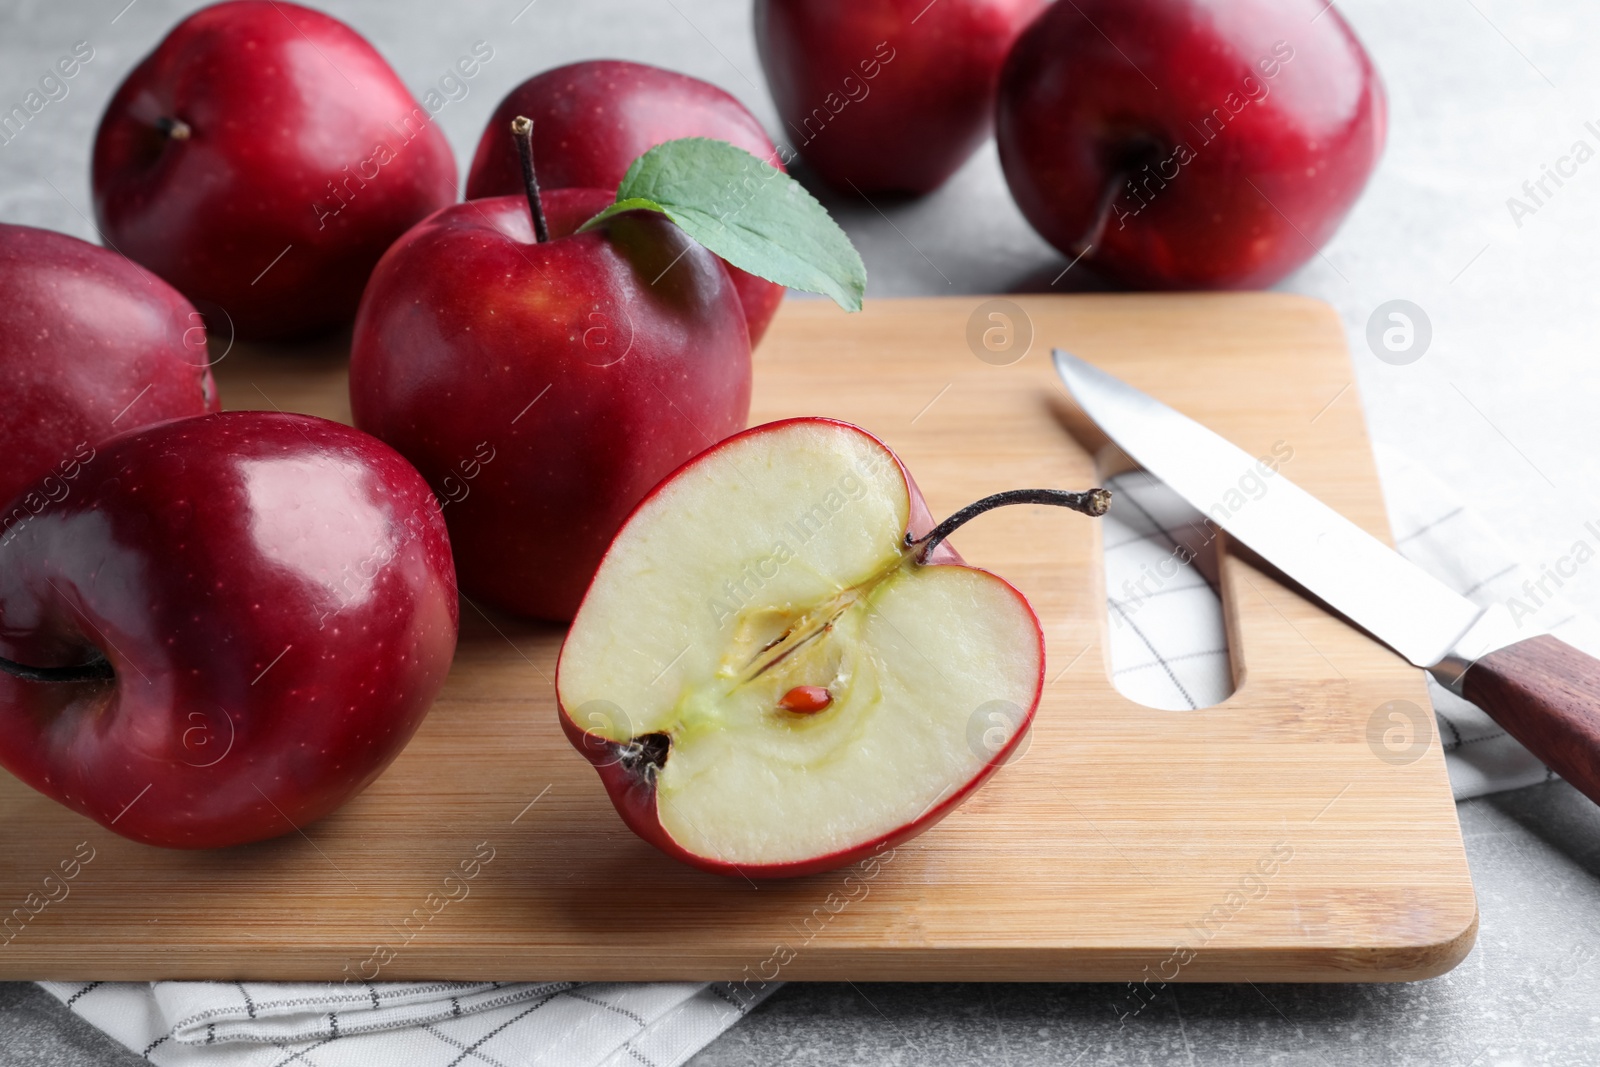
left=155, top=116, right=191, bottom=141
left=510, top=115, right=550, bottom=243
left=0, top=653, right=114, bottom=684
left=1073, top=141, right=1164, bottom=259
left=1072, top=175, right=1122, bottom=260
left=910, top=488, right=1111, bottom=563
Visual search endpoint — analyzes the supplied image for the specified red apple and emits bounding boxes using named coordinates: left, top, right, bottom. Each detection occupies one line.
left=349, top=183, right=750, bottom=622
left=0, top=411, right=458, bottom=848
left=465, top=61, right=786, bottom=346
left=91, top=0, right=457, bottom=341
left=996, top=0, right=1386, bottom=289
left=0, top=223, right=218, bottom=516
left=755, top=0, right=1044, bottom=195
left=558, top=418, right=1106, bottom=878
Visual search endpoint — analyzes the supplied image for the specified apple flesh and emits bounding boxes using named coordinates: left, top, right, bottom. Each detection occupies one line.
left=465, top=60, right=787, bottom=345
left=0, top=411, right=458, bottom=848
left=755, top=0, right=1045, bottom=195
left=0, top=223, right=219, bottom=514
left=349, top=186, right=750, bottom=622
left=558, top=418, right=1075, bottom=878
left=91, top=0, right=457, bottom=340
left=996, top=0, right=1386, bottom=289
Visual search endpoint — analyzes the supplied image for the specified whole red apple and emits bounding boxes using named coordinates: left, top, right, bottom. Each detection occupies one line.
left=465, top=60, right=786, bottom=346
left=0, top=223, right=218, bottom=517
left=755, top=0, right=1044, bottom=195
left=996, top=0, right=1386, bottom=289
left=91, top=0, right=457, bottom=341
left=0, top=411, right=458, bottom=848
left=349, top=183, right=750, bottom=622
left=558, top=418, right=1107, bottom=878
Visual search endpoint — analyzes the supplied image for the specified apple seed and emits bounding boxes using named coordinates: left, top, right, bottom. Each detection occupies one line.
left=778, top=685, right=832, bottom=715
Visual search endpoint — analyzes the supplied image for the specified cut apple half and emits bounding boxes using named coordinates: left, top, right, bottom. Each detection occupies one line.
left=556, top=418, right=1106, bottom=878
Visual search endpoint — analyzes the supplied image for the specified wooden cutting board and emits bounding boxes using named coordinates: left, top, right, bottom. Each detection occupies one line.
left=0, top=294, right=1476, bottom=982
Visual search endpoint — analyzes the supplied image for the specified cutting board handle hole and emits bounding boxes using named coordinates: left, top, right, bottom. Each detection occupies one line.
left=1096, top=450, right=1236, bottom=711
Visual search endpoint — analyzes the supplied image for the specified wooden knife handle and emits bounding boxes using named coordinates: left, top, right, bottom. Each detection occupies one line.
left=1462, top=634, right=1600, bottom=804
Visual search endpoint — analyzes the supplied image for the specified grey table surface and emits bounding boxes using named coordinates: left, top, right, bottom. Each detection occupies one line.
left=4, top=0, right=1600, bottom=1063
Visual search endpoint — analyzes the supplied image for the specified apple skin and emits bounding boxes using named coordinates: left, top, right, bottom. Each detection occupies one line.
left=91, top=0, right=457, bottom=341
left=556, top=418, right=1044, bottom=879
left=996, top=0, right=1386, bottom=289
left=0, top=411, right=459, bottom=849
left=465, top=60, right=785, bottom=346
left=0, top=223, right=219, bottom=515
left=755, top=0, right=1046, bottom=195
left=349, top=187, right=751, bottom=622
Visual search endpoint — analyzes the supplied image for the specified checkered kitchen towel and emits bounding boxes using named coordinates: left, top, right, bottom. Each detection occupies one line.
left=39, top=446, right=1588, bottom=1066
left=39, top=979, right=770, bottom=1066
left=1101, top=443, right=1600, bottom=799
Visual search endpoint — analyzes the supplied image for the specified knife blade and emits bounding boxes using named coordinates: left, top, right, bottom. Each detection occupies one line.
left=1054, top=348, right=1600, bottom=804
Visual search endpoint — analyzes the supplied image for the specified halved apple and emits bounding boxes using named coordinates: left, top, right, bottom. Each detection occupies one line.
left=556, top=418, right=1105, bottom=878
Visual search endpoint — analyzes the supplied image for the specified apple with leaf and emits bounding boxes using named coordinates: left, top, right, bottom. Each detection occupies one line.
left=351, top=126, right=867, bottom=622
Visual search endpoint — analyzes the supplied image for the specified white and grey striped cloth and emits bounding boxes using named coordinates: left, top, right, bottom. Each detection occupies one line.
left=40, top=446, right=1587, bottom=1065
left=39, top=979, right=770, bottom=1066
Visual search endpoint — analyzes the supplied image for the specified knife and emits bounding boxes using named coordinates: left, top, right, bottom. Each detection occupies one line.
left=1053, top=348, right=1600, bottom=804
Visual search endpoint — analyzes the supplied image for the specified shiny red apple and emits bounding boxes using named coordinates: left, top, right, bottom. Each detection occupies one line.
left=755, top=0, right=1044, bottom=195
left=996, top=0, right=1386, bottom=289
left=0, top=411, right=458, bottom=848
left=465, top=60, right=786, bottom=346
left=349, top=182, right=750, bottom=622
left=91, top=0, right=457, bottom=340
left=0, top=223, right=218, bottom=517
left=558, top=419, right=1108, bottom=878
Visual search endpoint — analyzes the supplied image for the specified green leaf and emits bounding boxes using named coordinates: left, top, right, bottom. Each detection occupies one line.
left=577, top=138, right=866, bottom=312
left=578, top=198, right=669, bottom=229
